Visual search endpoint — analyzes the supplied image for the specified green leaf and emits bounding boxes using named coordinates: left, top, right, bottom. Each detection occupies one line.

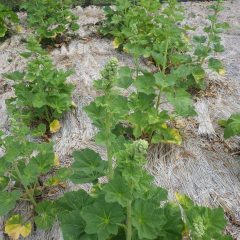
left=160, top=203, right=184, bottom=240
left=0, top=190, right=21, bottom=216
left=194, top=45, right=209, bottom=58
left=56, top=190, right=96, bottom=240
left=134, top=73, right=155, bottom=95
left=152, top=51, right=165, bottom=66
left=70, top=149, right=107, bottom=184
left=35, top=201, right=57, bottom=230
left=81, top=196, right=125, bottom=240
left=167, top=89, right=196, bottom=117
left=32, top=123, right=47, bottom=136
left=192, top=66, right=205, bottom=84
left=132, top=199, right=166, bottom=239
left=103, top=174, right=132, bottom=207
left=208, top=58, right=224, bottom=73
left=116, top=66, right=133, bottom=89
left=32, top=93, right=47, bottom=108
left=4, top=71, right=25, bottom=81
left=154, top=71, right=178, bottom=90
left=70, top=23, right=80, bottom=31
left=0, top=176, right=9, bottom=191
left=214, top=43, right=225, bottom=53
left=193, top=36, right=207, bottom=43
left=215, top=22, right=230, bottom=30
left=143, top=186, right=168, bottom=204
left=170, top=54, right=192, bottom=65
left=223, top=114, right=240, bottom=138
left=56, top=190, right=94, bottom=213
left=60, top=210, right=97, bottom=240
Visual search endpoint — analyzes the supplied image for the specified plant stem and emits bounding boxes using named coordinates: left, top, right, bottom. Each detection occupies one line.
left=126, top=200, right=132, bottom=240
left=105, top=95, right=114, bottom=179
left=162, top=39, right=169, bottom=74
left=200, top=1, right=220, bottom=65
left=156, top=38, right=169, bottom=110
left=14, top=163, right=37, bottom=207
left=106, top=141, right=113, bottom=179
left=134, top=56, right=140, bottom=79
left=156, top=91, right=161, bottom=110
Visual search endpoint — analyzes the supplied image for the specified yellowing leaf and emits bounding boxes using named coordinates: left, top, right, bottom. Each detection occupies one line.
left=161, top=123, right=168, bottom=129
left=219, top=68, right=225, bottom=75
left=45, top=177, right=61, bottom=186
left=5, top=215, right=31, bottom=240
left=164, top=128, right=182, bottom=145
left=71, top=101, right=77, bottom=108
left=175, top=192, right=193, bottom=209
left=113, top=37, right=120, bottom=49
left=54, top=154, right=60, bottom=166
left=123, top=47, right=129, bottom=53
left=16, top=25, right=23, bottom=33
left=182, top=34, right=190, bottom=43
left=50, top=120, right=61, bottom=133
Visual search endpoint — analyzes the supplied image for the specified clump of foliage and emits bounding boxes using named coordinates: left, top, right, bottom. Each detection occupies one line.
left=1, top=59, right=231, bottom=240
left=0, top=3, right=19, bottom=39
left=0, top=121, right=69, bottom=239
left=34, top=60, right=231, bottom=240
left=219, top=114, right=240, bottom=138
left=0, top=0, right=23, bottom=10
left=21, top=0, right=79, bottom=43
left=5, top=38, right=75, bottom=133
left=101, top=0, right=229, bottom=90
left=85, top=58, right=194, bottom=148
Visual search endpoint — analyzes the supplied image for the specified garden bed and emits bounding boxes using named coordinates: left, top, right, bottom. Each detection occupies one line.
left=0, top=0, right=240, bottom=239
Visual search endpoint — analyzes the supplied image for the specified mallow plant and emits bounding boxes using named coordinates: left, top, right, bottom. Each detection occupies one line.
left=5, top=38, right=75, bottom=134
left=31, top=59, right=231, bottom=240
left=21, top=0, right=79, bottom=43
left=101, top=0, right=229, bottom=90
left=85, top=58, right=194, bottom=147
left=0, top=120, right=69, bottom=239
left=0, top=3, right=19, bottom=39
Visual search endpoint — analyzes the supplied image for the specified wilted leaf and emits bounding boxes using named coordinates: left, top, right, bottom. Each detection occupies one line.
left=152, top=128, right=182, bottom=145
left=113, top=37, right=121, bottom=49
left=5, top=215, right=31, bottom=240
left=50, top=120, right=61, bottom=133
left=54, top=154, right=60, bottom=166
